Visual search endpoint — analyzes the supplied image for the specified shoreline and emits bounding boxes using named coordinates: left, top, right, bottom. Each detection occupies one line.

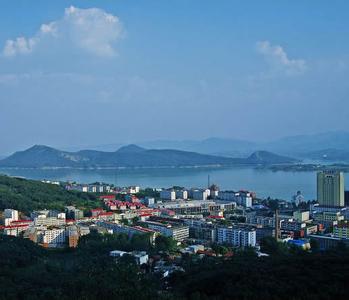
left=0, top=162, right=349, bottom=172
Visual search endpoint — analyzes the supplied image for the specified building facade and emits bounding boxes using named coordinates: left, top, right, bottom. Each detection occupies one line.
left=317, top=171, right=345, bottom=207
left=217, top=226, right=256, bottom=247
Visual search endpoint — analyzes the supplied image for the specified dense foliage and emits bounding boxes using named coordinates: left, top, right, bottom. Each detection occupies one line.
left=0, top=175, right=100, bottom=213
left=1, top=233, right=349, bottom=299
left=170, top=244, right=349, bottom=299
left=0, top=234, right=161, bottom=300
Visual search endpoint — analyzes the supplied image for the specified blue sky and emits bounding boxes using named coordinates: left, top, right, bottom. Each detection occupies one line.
left=0, top=0, right=349, bottom=154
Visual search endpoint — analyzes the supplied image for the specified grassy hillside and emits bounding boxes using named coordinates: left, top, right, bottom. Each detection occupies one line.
left=0, top=175, right=100, bottom=213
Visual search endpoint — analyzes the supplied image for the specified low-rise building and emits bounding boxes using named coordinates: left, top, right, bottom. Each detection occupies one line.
left=65, top=206, right=84, bottom=220
left=142, top=220, right=189, bottom=241
left=34, top=215, right=66, bottom=226
left=308, top=234, right=349, bottom=251
left=156, top=200, right=216, bottom=215
left=280, top=220, right=306, bottom=231
left=246, top=213, right=276, bottom=227
left=98, top=221, right=158, bottom=244
left=110, top=250, right=148, bottom=265
left=333, top=224, right=349, bottom=239
left=293, top=211, right=310, bottom=222
left=313, top=211, right=344, bottom=228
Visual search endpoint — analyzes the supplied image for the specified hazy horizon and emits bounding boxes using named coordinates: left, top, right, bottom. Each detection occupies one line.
left=1, top=129, right=349, bottom=157
left=1, top=1, right=349, bottom=155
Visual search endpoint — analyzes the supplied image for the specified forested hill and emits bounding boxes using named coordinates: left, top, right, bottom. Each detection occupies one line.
left=0, top=175, right=99, bottom=213
left=0, top=144, right=298, bottom=168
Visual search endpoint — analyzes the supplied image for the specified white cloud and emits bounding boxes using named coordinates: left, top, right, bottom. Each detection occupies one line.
left=3, top=37, right=37, bottom=57
left=256, top=41, right=306, bottom=75
left=2, top=6, right=123, bottom=58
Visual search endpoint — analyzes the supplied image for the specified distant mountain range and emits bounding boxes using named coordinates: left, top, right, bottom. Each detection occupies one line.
left=2, top=131, right=347, bottom=167
left=0, top=145, right=298, bottom=169
left=138, top=138, right=257, bottom=158
left=136, top=131, right=349, bottom=160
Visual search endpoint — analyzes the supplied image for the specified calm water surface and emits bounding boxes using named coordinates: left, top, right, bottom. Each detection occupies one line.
left=1, top=167, right=348, bottom=201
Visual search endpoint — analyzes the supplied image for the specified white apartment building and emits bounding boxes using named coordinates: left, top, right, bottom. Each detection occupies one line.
left=4, top=209, right=19, bottom=225
left=42, top=228, right=67, bottom=246
left=81, top=186, right=89, bottom=192
left=34, top=215, right=66, bottom=226
left=89, top=186, right=97, bottom=193
left=240, top=230, right=257, bottom=247
left=145, top=221, right=189, bottom=241
left=217, top=227, right=256, bottom=247
left=128, top=186, right=140, bottom=194
left=241, top=196, right=252, bottom=208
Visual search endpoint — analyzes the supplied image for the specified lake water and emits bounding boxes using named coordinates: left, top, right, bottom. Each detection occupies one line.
left=2, top=166, right=347, bottom=201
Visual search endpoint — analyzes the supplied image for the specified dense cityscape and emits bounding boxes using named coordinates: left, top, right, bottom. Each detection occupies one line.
left=1, top=170, right=349, bottom=298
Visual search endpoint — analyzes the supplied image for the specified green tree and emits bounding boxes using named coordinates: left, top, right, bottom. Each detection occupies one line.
left=260, top=236, right=288, bottom=256
left=130, top=233, right=151, bottom=251
left=155, top=235, right=177, bottom=253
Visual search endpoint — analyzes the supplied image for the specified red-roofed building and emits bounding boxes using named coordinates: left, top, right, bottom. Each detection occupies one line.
left=3, top=223, right=30, bottom=237
left=10, top=220, right=33, bottom=225
left=99, top=195, right=116, bottom=201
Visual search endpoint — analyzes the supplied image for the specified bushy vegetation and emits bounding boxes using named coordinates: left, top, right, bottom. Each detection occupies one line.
left=0, top=233, right=161, bottom=300
left=135, top=187, right=160, bottom=199
left=0, top=175, right=101, bottom=213
left=1, top=233, right=349, bottom=299
left=170, top=241, right=349, bottom=300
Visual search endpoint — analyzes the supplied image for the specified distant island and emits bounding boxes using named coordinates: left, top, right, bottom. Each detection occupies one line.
left=0, top=145, right=298, bottom=169
left=264, top=163, right=349, bottom=173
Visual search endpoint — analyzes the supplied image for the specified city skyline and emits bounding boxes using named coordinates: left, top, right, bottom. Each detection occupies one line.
left=1, top=1, right=349, bottom=154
